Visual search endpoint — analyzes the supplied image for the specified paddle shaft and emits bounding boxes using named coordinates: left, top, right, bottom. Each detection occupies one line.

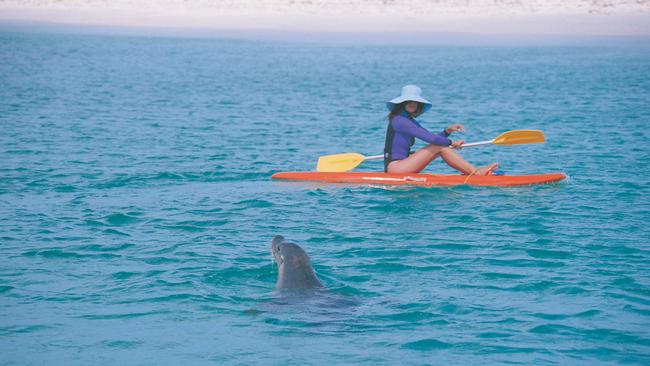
left=317, top=130, right=544, bottom=172
left=364, top=154, right=384, bottom=161
left=362, top=140, right=491, bottom=161
left=459, top=140, right=493, bottom=148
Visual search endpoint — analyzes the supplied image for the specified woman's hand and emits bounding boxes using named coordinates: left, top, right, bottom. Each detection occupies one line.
left=445, top=124, right=466, bottom=135
left=451, top=140, right=465, bottom=150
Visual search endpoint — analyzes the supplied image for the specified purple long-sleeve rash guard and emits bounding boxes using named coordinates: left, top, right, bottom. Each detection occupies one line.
left=385, top=113, right=452, bottom=163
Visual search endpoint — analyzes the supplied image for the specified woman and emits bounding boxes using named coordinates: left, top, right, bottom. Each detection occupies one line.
left=384, top=85, right=498, bottom=175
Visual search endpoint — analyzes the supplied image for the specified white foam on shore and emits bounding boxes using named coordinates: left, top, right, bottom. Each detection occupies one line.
left=1, top=0, right=649, bottom=37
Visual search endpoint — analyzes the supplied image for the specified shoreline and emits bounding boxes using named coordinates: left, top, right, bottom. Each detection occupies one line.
left=1, top=2, right=650, bottom=44
left=3, top=19, right=650, bottom=47
left=2, top=2, right=650, bottom=33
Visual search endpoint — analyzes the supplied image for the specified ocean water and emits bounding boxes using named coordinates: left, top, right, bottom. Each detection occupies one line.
left=1, top=26, right=650, bottom=365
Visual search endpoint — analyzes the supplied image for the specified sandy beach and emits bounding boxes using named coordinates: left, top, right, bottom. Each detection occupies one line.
left=1, top=0, right=649, bottom=37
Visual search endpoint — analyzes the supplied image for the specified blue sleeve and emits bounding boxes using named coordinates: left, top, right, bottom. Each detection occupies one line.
left=391, top=116, right=452, bottom=146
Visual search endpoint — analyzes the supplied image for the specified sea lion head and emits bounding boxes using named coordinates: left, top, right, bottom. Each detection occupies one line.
left=271, top=235, right=322, bottom=291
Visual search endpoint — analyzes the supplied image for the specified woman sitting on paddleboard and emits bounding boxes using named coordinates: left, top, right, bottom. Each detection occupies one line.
left=384, top=85, right=498, bottom=175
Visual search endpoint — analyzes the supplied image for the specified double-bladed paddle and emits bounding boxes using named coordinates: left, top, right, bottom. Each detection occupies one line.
left=316, top=129, right=545, bottom=172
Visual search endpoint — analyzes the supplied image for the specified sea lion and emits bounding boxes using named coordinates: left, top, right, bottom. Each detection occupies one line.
left=271, top=235, right=323, bottom=291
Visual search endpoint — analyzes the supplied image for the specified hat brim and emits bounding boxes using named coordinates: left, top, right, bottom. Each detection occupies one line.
left=386, top=96, right=432, bottom=112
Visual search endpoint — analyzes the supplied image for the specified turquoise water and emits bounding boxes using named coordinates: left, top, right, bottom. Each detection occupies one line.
left=1, top=27, right=650, bottom=365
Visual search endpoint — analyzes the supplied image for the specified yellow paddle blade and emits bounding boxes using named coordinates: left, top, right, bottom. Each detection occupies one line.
left=492, top=129, right=546, bottom=145
left=317, top=153, right=366, bottom=172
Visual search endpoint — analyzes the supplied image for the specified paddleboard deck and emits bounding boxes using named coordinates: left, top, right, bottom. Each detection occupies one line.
left=272, top=171, right=566, bottom=187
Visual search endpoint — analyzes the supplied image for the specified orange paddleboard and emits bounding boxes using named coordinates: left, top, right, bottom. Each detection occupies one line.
left=272, top=171, right=566, bottom=187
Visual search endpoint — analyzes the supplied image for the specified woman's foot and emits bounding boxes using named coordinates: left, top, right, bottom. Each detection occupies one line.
left=474, top=162, right=499, bottom=176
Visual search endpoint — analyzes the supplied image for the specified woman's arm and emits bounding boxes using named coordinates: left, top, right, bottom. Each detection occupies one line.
left=444, top=124, right=466, bottom=135
left=392, top=116, right=452, bottom=146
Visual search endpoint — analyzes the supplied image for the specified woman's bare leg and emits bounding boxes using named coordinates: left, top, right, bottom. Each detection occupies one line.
left=387, top=144, right=498, bottom=175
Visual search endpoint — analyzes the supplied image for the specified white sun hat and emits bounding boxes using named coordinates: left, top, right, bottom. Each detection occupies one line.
left=386, top=84, right=432, bottom=112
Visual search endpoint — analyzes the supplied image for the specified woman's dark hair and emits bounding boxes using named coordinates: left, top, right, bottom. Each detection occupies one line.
left=387, top=101, right=424, bottom=121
